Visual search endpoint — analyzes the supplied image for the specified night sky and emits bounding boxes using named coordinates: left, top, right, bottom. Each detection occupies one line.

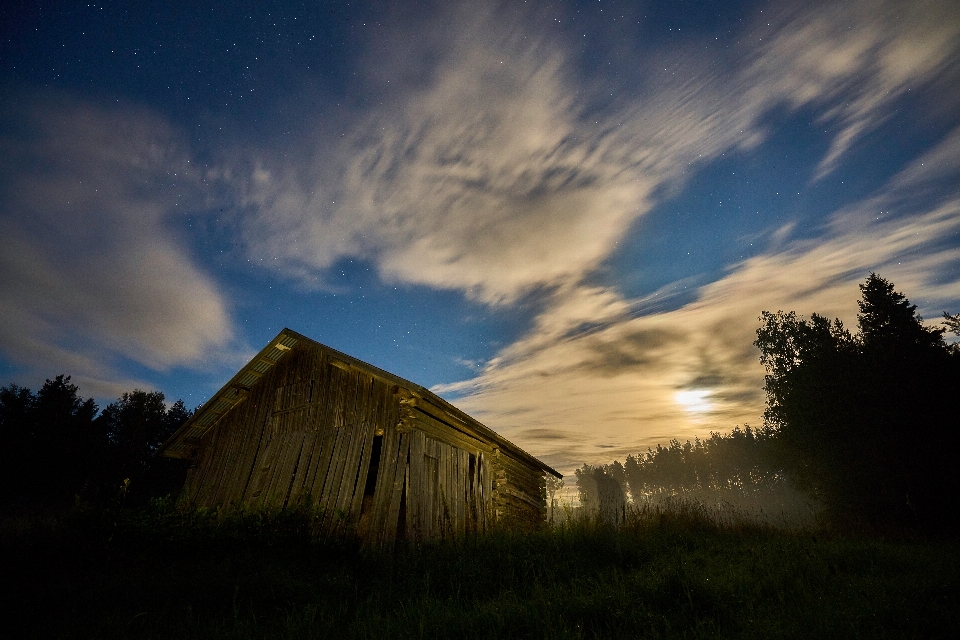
left=3, top=0, right=959, bottom=476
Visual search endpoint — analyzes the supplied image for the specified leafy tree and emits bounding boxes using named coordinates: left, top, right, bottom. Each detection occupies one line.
left=164, top=399, right=193, bottom=436
left=944, top=312, right=960, bottom=336
left=755, top=274, right=960, bottom=533
left=574, top=465, right=626, bottom=524
left=97, top=390, right=190, bottom=485
left=621, top=426, right=788, bottom=501
left=942, top=312, right=960, bottom=355
left=0, top=376, right=193, bottom=508
left=0, top=384, right=38, bottom=499
left=0, top=376, right=101, bottom=503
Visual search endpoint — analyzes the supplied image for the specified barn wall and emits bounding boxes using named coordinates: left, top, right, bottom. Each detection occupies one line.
left=180, top=341, right=548, bottom=543
left=182, top=344, right=400, bottom=533
left=401, top=430, right=493, bottom=540
left=491, top=449, right=548, bottom=530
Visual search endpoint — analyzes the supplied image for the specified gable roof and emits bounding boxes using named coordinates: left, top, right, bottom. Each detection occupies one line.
left=159, top=328, right=560, bottom=478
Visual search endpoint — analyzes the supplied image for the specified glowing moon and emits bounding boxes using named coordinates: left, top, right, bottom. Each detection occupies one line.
left=675, top=388, right=714, bottom=414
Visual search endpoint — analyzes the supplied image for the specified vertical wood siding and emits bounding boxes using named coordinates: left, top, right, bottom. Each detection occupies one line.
left=180, top=340, right=547, bottom=544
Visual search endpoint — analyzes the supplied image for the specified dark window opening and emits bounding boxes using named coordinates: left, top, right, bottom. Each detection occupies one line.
left=468, top=453, right=476, bottom=491
left=359, top=434, right=383, bottom=519
left=468, top=453, right=478, bottom=532
left=363, top=435, right=383, bottom=498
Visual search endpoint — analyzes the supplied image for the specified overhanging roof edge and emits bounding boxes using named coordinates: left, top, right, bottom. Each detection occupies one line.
left=159, top=328, right=561, bottom=478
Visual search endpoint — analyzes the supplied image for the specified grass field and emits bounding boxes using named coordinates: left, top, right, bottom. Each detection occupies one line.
left=3, top=499, right=958, bottom=639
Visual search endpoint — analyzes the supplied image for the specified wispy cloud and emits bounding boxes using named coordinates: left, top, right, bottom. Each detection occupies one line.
left=0, top=93, right=234, bottom=397
left=214, top=0, right=960, bottom=475
left=744, top=0, right=960, bottom=179
left=237, top=0, right=959, bottom=305
left=239, top=17, right=660, bottom=304
left=438, top=128, right=960, bottom=475
left=7, top=0, right=954, bottom=419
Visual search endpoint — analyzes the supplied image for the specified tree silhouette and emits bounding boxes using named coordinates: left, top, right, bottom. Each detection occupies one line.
left=622, top=426, right=784, bottom=502
left=755, top=274, right=960, bottom=533
left=857, top=275, right=945, bottom=351
left=0, top=377, right=193, bottom=508
left=574, top=465, right=626, bottom=524
left=0, top=376, right=101, bottom=503
left=943, top=312, right=960, bottom=335
left=96, top=390, right=193, bottom=499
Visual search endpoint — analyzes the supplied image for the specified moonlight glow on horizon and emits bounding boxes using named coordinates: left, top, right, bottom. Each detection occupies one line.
left=2, top=0, right=960, bottom=477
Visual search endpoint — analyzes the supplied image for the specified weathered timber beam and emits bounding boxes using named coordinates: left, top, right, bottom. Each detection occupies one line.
left=499, top=484, right=547, bottom=508
left=410, top=396, right=560, bottom=478
left=406, top=409, right=493, bottom=456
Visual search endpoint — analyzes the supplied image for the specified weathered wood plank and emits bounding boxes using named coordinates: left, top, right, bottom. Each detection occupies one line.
left=380, top=432, right=409, bottom=547
left=218, top=396, right=258, bottom=505
left=311, top=364, right=350, bottom=519
left=326, top=368, right=370, bottom=528
left=476, top=451, right=486, bottom=531
left=260, top=349, right=316, bottom=507
left=444, top=440, right=454, bottom=536
left=350, top=375, right=386, bottom=519
left=286, top=423, right=319, bottom=507
left=482, top=452, right=491, bottom=531
left=258, top=413, right=287, bottom=506
left=185, top=422, right=219, bottom=504
left=366, top=382, right=402, bottom=545
left=183, top=418, right=224, bottom=505
left=213, top=381, right=261, bottom=504
left=270, top=407, right=312, bottom=507
left=450, top=444, right=461, bottom=536
left=328, top=372, right=359, bottom=516
left=437, top=441, right=449, bottom=537
left=499, top=484, right=547, bottom=511
left=264, top=413, right=295, bottom=506
left=502, top=469, right=548, bottom=505
left=338, top=373, right=374, bottom=519
left=286, top=347, right=327, bottom=506
left=245, top=411, right=284, bottom=508
left=302, top=358, right=340, bottom=507
left=459, top=450, right=468, bottom=534
left=365, top=419, right=398, bottom=538
left=443, top=440, right=453, bottom=535
left=206, top=400, right=254, bottom=506
left=430, top=439, right=439, bottom=539
left=318, top=367, right=354, bottom=529
left=448, top=445, right=458, bottom=536
left=340, top=372, right=374, bottom=517
left=194, top=406, right=239, bottom=505
left=408, top=430, right=426, bottom=540
left=423, top=431, right=435, bottom=540
left=229, top=352, right=291, bottom=507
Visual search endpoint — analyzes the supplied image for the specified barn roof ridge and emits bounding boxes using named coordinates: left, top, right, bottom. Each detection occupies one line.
left=159, top=328, right=560, bottom=478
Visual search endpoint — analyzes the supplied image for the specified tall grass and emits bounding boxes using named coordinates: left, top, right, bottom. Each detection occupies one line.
left=3, top=497, right=958, bottom=639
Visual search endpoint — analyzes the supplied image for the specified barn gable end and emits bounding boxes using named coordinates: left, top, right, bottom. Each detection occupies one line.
left=159, top=329, right=560, bottom=543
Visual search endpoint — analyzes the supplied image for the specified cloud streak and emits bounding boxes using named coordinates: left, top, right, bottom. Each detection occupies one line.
left=237, top=0, right=960, bottom=306
left=438, top=127, right=960, bottom=475
left=743, top=0, right=960, bottom=179
left=240, top=14, right=661, bottom=304
left=218, top=0, right=960, bottom=474
left=0, top=93, right=234, bottom=397
left=5, top=0, right=956, bottom=439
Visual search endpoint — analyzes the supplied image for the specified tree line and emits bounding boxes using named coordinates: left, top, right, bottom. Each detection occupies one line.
left=578, top=274, right=960, bottom=534
left=0, top=376, right=193, bottom=508
left=575, top=426, right=814, bottom=527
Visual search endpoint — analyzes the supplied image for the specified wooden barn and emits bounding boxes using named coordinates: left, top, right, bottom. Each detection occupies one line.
left=159, top=329, right=560, bottom=545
